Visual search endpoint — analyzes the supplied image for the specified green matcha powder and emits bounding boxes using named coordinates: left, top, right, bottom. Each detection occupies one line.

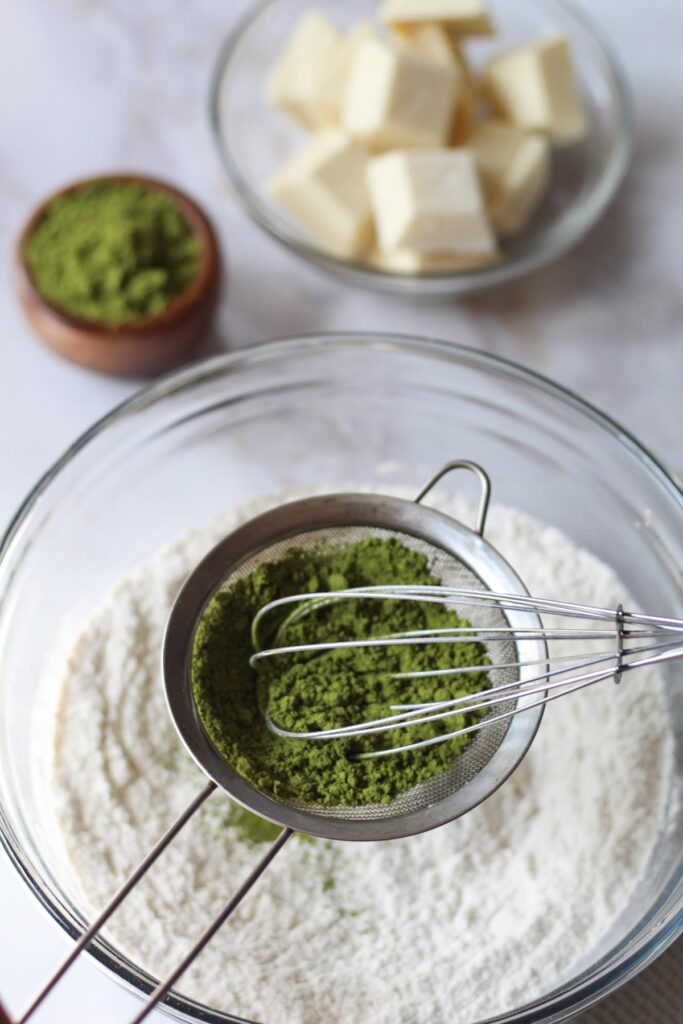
left=26, top=181, right=201, bottom=325
left=192, top=536, right=491, bottom=808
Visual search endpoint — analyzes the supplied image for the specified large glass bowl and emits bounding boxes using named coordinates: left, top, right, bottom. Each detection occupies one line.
left=0, top=334, right=680, bottom=1023
left=210, top=0, right=633, bottom=295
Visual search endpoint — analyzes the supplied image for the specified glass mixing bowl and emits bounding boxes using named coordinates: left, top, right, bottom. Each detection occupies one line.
left=0, top=334, right=680, bottom=1023
left=210, top=0, right=633, bottom=295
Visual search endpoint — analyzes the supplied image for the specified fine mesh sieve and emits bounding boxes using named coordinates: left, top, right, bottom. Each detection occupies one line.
left=162, top=461, right=547, bottom=842
left=204, top=525, right=518, bottom=823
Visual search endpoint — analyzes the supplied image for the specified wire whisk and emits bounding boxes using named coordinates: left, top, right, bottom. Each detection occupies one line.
left=252, top=587, right=683, bottom=758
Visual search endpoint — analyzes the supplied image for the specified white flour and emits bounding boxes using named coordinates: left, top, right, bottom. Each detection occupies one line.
left=49, top=492, right=673, bottom=1024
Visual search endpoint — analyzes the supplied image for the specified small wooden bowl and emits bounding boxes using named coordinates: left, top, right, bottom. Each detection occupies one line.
left=16, top=174, right=222, bottom=376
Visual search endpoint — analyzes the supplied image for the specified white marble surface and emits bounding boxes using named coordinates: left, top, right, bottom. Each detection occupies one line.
left=0, top=1, right=681, bottom=1022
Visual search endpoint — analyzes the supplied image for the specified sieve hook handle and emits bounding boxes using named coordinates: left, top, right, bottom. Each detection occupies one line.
left=414, top=461, right=491, bottom=536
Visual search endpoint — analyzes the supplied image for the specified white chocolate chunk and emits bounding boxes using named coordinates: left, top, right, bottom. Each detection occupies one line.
left=391, top=21, right=462, bottom=67
left=367, top=148, right=496, bottom=255
left=391, top=24, right=478, bottom=141
left=470, top=120, right=551, bottom=236
left=449, top=47, right=479, bottom=143
left=381, top=0, right=493, bottom=37
left=368, top=246, right=499, bottom=273
left=266, top=10, right=341, bottom=129
left=269, top=130, right=372, bottom=258
left=484, top=34, right=587, bottom=145
left=315, top=23, right=376, bottom=126
left=342, top=36, right=461, bottom=151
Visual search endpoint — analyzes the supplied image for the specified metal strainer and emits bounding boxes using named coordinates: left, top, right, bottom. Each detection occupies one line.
left=164, top=462, right=546, bottom=840
left=18, top=461, right=546, bottom=1024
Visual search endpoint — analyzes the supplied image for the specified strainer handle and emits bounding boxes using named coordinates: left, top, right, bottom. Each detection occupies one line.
left=129, top=828, right=294, bottom=1024
left=414, top=461, right=491, bottom=536
left=15, top=779, right=292, bottom=1024
left=15, top=780, right=217, bottom=1024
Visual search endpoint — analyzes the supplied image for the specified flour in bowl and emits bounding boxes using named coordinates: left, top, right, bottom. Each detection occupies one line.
left=49, top=492, right=674, bottom=1024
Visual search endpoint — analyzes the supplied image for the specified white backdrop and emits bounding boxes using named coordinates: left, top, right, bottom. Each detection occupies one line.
left=0, top=1, right=681, bottom=1021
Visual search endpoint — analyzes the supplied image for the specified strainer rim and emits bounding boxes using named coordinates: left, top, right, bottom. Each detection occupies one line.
left=163, top=491, right=547, bottom=841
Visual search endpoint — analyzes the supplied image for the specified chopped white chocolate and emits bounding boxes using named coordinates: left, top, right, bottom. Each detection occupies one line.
left=470, top=120, right=551, bottom=236
left=264, top=5, right=587, bottom=272
left=316, top=23, right=376, bottom=126
left=484, top=34, right=587, bottom=145
left=368, top=246, right=499, bottom=273
left=367, top=148, right=496, bottom=255
left=266, top=11, right=341, bottom=129
left=449, top=46, right=478, bottom=143
left=342, top=36, right=461, bottom=151
left=268, top=130, right=372, bottom=259
left=391, top=24, right=478, bottom=142
left=380, top=0, right=493, bottom=37
left=391, top=21, right=461, bottom=66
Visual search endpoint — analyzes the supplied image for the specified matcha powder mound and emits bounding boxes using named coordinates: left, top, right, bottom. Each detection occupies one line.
left=192, top=537, right=491, bottom=807
left=26, top=180, right=201, bottom=325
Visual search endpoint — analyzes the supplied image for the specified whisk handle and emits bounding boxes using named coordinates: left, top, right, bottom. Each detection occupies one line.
left=128, top=828, right=294, bottom=1024
left=414, top=461, right=491, bottom=536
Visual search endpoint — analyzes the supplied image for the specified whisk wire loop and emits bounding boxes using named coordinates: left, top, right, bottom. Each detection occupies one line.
left=256, top=585, right=683, bottom=759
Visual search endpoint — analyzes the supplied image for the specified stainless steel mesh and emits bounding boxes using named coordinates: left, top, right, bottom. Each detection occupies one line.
left=218, top=525, right=519, bottom=823
left=165, top=489, right=546, bottom=840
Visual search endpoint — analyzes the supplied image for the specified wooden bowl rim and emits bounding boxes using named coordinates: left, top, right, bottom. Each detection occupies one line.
left=16, top=173, right=221, bottom=340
